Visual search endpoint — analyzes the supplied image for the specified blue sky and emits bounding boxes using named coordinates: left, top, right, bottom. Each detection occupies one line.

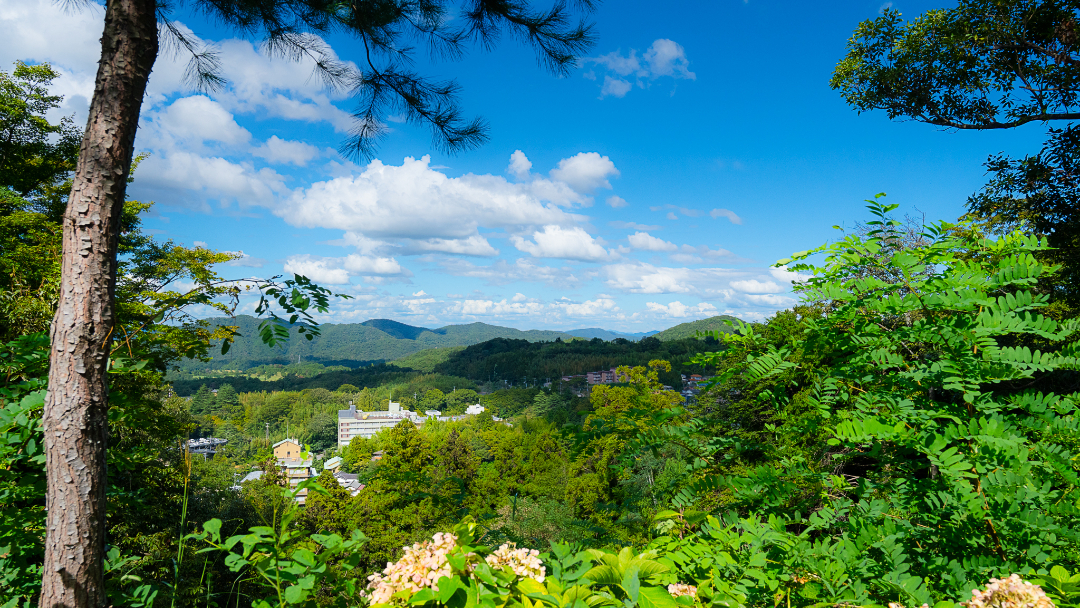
left=2, top=0, right=1049, bottom=331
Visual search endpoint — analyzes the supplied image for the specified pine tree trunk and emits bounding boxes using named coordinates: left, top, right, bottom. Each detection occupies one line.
left=41, top=0, right=157, bottom=605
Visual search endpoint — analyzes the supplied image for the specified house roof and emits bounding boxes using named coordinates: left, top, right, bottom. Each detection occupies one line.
left=272, top=438, right=300, bottom=448
left=240, top=471, right=264, bottom=483
left=278, top=458, right=313, bottom=468
left=324, top=456, right=343, bottom=468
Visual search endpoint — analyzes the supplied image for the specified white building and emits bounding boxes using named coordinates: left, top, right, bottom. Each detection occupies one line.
left=337, top=403, right=424, bottom=447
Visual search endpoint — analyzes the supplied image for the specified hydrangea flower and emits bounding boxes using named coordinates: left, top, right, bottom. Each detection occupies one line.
left=365, top=533, right=545, bottom=605
left=365, top=532, right=462, bottom=605
left=963, top=574, right=1054, bottom=608
left=667, top=583, right=697, bottom=598
left=485, top=543, right=546, bottom=582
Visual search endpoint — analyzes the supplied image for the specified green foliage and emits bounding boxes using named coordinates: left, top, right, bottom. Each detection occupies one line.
left=0, top=61, right=80, bottom=200
left=190, top=479, right=367, bottom=608
left=831, top=1, right=1080, bottom=130
left=0, top=334, right=48, bottom=608
left=675, top=199, right=1080, bottom=605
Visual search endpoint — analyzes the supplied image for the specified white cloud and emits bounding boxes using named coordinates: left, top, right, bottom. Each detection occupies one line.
left=600, top=76, right=633, bottom=98
left=585, top=38, right=696, bottom=98
left=512, top=225, right=616, bottom=262
left=549, top=152, right=620, bottom=193
left=279, top=155, right=589, bottom=252
left=610, top=220, right=660, bottom=231
left=710, top=208, right=743, bottom=224
left=403, top=235, right=499, bottom=257
left=435, top=257, right=588, bottom=288
left=252, top=136, right=321, bottom=166
left=645, top=301, right=717, bottom=319
left=225, top=251, right=267, bottom=268
left=283, top=253, right=409, bottom=285
left=413, top=290, right=428, bottom=297
left=507, top=150, right=532, bottom=180
left=150, top=95, right=251, bottom=149
left=341, top=254, right=407, bottom=275
left=628, top=232, right=677, bottom=252
left=769, top=265, right=811, bottom=285
left=283, top=256, right=351, bottom=285
left=606, top=195, right=628, bottom=208
left=554, top=297, right=619, bottom=317
left=666, top=212, right=678, bottom=220
left=512, top=293, right=529, bottom=302
left=642, top=39, right=696, bottom=80
left=134, top=151, right=288, bottom=209
left=730, top=279, right=784, bottom=294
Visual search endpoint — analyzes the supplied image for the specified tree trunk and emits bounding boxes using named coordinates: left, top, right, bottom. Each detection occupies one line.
left=41, top=0, right=157, bottom=605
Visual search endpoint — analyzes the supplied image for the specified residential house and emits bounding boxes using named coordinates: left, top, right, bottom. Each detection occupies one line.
left=273, top=438, right=303, bottom=460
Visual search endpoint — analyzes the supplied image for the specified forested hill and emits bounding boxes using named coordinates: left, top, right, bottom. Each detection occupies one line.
left=174, top=315, right=579, bottom=371
left=652, top=315, right=742, bottom=341
left=432, top=335, right=719, bottom=386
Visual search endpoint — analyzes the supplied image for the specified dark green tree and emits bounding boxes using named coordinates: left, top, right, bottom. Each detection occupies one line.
left=190, top=384, right=215, bottom=416
left=215, top=383, right=241, bottom=420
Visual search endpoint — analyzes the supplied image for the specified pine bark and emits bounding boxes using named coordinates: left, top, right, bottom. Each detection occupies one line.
left=41, top=0, right=157, bottom=605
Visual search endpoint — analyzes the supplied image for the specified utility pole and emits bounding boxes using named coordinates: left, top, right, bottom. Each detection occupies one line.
left=265, top=423, right=269, bottom=444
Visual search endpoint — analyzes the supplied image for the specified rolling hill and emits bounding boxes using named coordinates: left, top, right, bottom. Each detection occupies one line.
left=174, top=316, right=579, bottom=371
left=652, top=315, right=743, bottom=341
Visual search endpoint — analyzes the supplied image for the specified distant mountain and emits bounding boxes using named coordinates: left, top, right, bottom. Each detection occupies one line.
left=175, top=316, right=578, bottom=371
left=564, top=328, right=659, bottom=341
left=653, top=315, right=743, bottom=341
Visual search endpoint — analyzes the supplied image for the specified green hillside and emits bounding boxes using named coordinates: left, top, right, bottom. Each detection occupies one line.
left=388, top=346, right=465, bottom=372
left=652, top=315, right=743, bottom=341
left=174, top=316, right=577, bottom=372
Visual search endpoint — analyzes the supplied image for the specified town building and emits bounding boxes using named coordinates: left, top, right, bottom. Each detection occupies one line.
left=586, top=368, right=623, bottom=385
left=337, top=402, right=425, bottom=447
left=273, top=438, right=303, bottom=460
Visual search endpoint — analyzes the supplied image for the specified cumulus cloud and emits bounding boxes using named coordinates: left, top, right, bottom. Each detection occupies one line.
left=512, top=225, right=617, bottom=262
left=134, top=151, right=289, bottom=210
left=507, top=150, right=532, bottom=180
left=549, top=152, right=620, bottom=193
left=730, top=279, right=784, bottom=294
left=606, top=195, right=628, bottom=208
left=628, top=232, right=677, bottom=252
left=148, top=95, right=252, bottom=150
left=252, top=136, right=321, bottom=166
left=645, top=301, right=717, bottom=319
left=710, top=208, right=743, bottom=224
left=283, top=256, right=351, bottom=284
left=279, top=155, right=589, bottom=253
left=585, top=39, right=696, bottom=98
left=283, top=253, right=410, bottom=285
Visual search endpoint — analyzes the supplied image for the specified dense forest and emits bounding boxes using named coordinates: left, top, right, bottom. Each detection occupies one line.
left=6, top=3, right=1080, bottom=608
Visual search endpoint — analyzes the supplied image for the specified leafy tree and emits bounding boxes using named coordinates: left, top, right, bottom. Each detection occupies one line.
left=304, top=413, right=338, bottom=454
left=832, top=2, right=1080, bottom=131
left=0, top=61, right=80, bottom=201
